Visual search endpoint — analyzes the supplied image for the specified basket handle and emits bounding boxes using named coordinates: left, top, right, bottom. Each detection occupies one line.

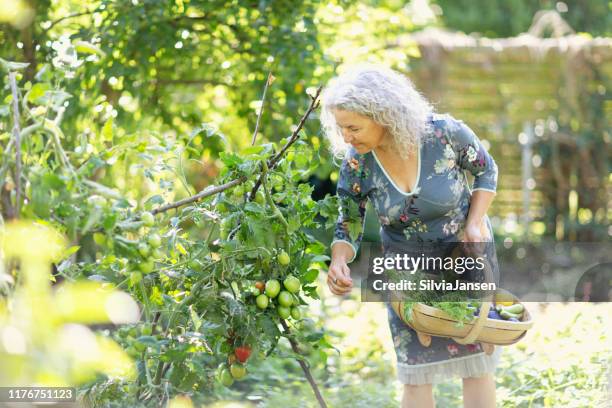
left=451, top=297, right=491, bottom=344
left=452, top=248, right=495, bottom=345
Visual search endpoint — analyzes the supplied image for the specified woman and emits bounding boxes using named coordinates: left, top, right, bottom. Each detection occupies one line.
left=320, top=64, right=500, bottom=408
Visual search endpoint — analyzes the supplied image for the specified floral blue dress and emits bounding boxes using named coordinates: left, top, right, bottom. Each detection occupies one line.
left=331, top=113, right=502, bottom=385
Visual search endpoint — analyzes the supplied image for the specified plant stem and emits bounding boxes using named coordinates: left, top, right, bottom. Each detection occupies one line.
left=280, top=319, right=328, bottom=408
left=8, top=71, right=22, bottom=218
left=261, top=160, right=289, bottom=230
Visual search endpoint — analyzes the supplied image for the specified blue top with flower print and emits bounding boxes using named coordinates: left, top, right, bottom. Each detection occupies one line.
left=332, top=113, right=498, bottom=263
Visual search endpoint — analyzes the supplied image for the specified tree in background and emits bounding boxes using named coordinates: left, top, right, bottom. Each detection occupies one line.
left=431, top=0, right=611, bottom=37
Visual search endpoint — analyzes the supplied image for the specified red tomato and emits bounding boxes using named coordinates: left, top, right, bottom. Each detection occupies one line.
left=255, top=281, right=265, bottom=292
left=234, top=346, right=252, bottom=363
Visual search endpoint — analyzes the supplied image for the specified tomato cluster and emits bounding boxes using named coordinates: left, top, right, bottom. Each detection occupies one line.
left=116, top=322, right=161, bottom=358
left=251, top=265, right=303, bottom=321
left=216, top=344, right=252, bottom=386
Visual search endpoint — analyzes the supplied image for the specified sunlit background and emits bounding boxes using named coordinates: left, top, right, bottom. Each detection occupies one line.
left=1, top=0, right=610, bottom=407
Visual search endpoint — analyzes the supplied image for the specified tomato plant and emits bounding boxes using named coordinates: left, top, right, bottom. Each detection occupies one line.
left=0, top=55, right=341, bottom=407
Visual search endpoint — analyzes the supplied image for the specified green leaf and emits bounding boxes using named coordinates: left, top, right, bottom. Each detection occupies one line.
left=101, top=118, right=113, bottom=142
left=74, top=40, right=107, bottom=57
left=219, top=152, right=243, bottom=168
left=257, top=314, right=281, bottom=340
left=0, top=58, right=29, bottom=71
left=31, top=186, right=52, bottom=218
left=150, top=286, right=164, bottom=305
left=82, top=208, right=103, bottom=234
left=304, top=331, right=324, bottom=342
left=37, top=90, right=71, bottom=109
left=302, top=284, right=319, bottom=299
left=103, top=212, right=118, bottom=231
left=244, top=202, right=264, bottom=214
left=191, top=123, right=228, bottom=146
left=308, top=254, right=330, bottom=263
left=42, top=172, right=64, bottom=189
left=242, top=145, right=264, bottom=155
left=302, top=268, right=319, bottom=283
left=27, top=83, right=51, bottom=103
left=244, top=216, right=266, bottom=247
left=136, top=335, right=158, bottom=346
left=145, top=195, right=164, bottom=207
left=318, top=349, right=328, bottom=364
left=189, top=305, right=202, bottom=332
left=60, top=245, right=81, bottom=261
left=287, top=213, right=300, bottom=233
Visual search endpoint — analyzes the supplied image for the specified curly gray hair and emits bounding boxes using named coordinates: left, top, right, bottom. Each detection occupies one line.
left=319, top=64, right=434, bottom=159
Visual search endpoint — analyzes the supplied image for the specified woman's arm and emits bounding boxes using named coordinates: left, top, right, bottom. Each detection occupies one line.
left=446, top=117, right=498, bottom=242
left=331, top=241, right=356, bottom=264
left=464, top=190, right=495, bottom=242
left=328, top=152, right=368, bottom=295
left=328, top=242, right=355, bottom=295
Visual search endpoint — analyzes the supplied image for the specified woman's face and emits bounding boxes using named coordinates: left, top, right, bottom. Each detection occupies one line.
left=332, top=109, right=388, bottom=154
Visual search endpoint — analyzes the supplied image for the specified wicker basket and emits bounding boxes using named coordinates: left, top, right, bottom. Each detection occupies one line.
left=390, top=288, right=533, bottom=355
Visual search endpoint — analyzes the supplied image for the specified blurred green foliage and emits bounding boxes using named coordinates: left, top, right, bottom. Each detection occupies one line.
left=0, top=1, right=610, bottom=406
left=432, top=0, right=611, bottom=37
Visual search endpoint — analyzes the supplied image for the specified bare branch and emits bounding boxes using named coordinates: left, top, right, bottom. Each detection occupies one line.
left=43, top=10, right=97, bottom=33
left=152, top=86, right=322, bottom=215
left=251, top=71, right=274, bottom=146
left=151, top=176, right=247, bottom=215
left=152, top=78, right=228, bottom=87
left=249, top=86, right=322, bottom=198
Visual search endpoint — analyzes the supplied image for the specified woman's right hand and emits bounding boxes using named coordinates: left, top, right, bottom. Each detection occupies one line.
left=327, top=259, right=353, bottom=296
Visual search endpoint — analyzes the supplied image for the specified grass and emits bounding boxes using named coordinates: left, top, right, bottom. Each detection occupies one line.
left=202, top=275, right=611, bottom=408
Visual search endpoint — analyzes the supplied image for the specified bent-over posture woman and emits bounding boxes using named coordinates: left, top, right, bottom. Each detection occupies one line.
left=320, top=64, right=500, bottom=408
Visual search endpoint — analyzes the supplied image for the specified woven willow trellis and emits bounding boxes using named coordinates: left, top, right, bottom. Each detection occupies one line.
left=398, top=13, right=611, bottom=241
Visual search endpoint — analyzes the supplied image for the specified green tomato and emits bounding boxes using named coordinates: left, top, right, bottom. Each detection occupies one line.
left=148, top=233, right=162, bottom=248
left=272, top=177, right=284, bottom=192
left=264, top=280, right=281, bottom=298
left=278, top=251, right=290, bottom=266
left=93, top=232, right=107, bottom=246
left=219, top=227, right=229, bottom=240
left=277, top=306, right=291, bottom=319
left=151, top=248, right=164, bottom=259
left=125, top=346, right=140, bottom=358
left=188, top=259, right=202, bottom=271
left=139, top=260, right=155, bottom=274
left=133, top=341, right=146, bottom=352
left=283, top=275, right=301, bottom=293
left=256, top=294, right=269, bottom=309
left=232, top=185, right=244, bottom=200
left=138, top=242, right=150, bottom=257
left=278, top=291, right=293, bottom=307
left=217, top=201, right=228, bottom=213
left=141, top=211, right=155, bottom=227
left=290, top=307, right=302, bottom=320
left=254, top=190, right=266, bottom=205
left=141, top=323, right=152, bottom=336
left=220, top=218, right=233, bottom=240
left=218, top=368, right=234, bottom=387
left=230, top=363, right=247, bottom=380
